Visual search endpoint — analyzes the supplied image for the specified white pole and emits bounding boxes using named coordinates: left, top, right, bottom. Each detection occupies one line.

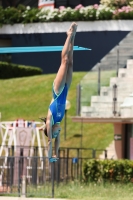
left=0, top=127, right=9, bottom=156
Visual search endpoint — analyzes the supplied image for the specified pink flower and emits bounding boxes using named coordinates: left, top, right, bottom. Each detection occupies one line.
left=121, top=6, right=132, bottom=12
left=118, top=9, right=123, bottom=13
left=113, top=10, right=117, bottom=15
left=59, top=6, right=66, bottom=10
left=93, top=4, right=99, bottom=9
left=121, top=6, right=127, bottom=11
left=113, top=6, right=133, bottom=15
left=75, top=4, right=84, bottom=10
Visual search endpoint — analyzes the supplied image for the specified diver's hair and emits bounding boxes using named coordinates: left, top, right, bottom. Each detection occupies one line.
left=44, top=127, right=48, bottom=137
left=43, top=118, right=48, bottom=137
left=40, top=117, right=48, bottom=137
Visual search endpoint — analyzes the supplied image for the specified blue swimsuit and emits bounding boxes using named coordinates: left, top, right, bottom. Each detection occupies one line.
left=49, top=84, right=68, bottom=125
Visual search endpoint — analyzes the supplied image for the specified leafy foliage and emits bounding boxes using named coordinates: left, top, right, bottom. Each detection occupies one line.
left=84, top=159, right=133, bottom=183
left=100, top=0, right=133, bottom=8
left=113, top=6, right=133, bottom=19
left=84, top=159, right=102, bottom=183
left=0, top=61, right=42, bottom=79
left=1, top=3, right=133, bottom=25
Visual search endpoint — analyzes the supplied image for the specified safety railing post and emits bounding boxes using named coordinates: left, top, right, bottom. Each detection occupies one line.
left=66, top=148, right=69, bottom=183
left=18, top=158, right=21, bottom=197
left=51, top=162, right=54, bottom=198
left=21, top=175, right=26, bottom=197
left=92, top=149, right=96, bottom=158
left=104, top=150, right=107, bottom=159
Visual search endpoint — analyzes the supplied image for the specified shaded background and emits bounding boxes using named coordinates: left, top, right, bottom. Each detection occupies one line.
left=0, top=0, right=100, bottom=8
left=0, top=31, right=129, bottom=73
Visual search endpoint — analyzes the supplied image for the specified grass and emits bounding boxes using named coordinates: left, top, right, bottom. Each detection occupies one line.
left=0, top=71, right=115, bottom=154
left=1, top=181, right=133, bottom=200
left=54, top=182, right=133, bottom=200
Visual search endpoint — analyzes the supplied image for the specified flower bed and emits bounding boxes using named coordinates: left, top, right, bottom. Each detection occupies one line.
left=0, top=3, right=133, bottom=26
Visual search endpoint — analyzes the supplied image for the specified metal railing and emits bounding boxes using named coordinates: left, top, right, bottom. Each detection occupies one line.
left=0, top=146, right=109, bottom=197
left=0, top=156, right=54, bottom=198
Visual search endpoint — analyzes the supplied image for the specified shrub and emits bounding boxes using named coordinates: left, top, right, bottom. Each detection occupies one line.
left=1, top=3, right=133, bottom=24
left=95, top=5, right=113, bottom=20
left=100, top=0, right=133, bottom=8
left=84, top=159, right=102, bottom=183
left=0, top=61, right=42, bottom=79
left=22, top=6, right=41, bottom=23
left=84, top=159, right=133, bottom=183
left=113, top=6, right=133, bottom=19
left=3, top=6, right=23, bottom=24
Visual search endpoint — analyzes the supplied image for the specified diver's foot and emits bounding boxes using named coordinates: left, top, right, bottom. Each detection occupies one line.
left=67, top=22, right=77, bottom=37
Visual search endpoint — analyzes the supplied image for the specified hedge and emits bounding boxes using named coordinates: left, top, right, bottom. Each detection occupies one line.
left=1, top=4, right=133, bottom=26
left=0, top=61, right=43, bottom=79
left=84, top=159, right=133, bottom=183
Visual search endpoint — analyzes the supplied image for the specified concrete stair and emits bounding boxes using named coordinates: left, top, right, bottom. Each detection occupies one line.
left=120, top=92, right=133, bottom=117
left=92, top=31, right=133, bottom=71
left=81, top=59, right=133, bottom=118
left=99, top=141, right=117, bottom=160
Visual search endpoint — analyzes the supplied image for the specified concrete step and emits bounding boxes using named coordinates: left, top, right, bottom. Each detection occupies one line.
left=92, top=63, right=124, bottom=71
left=127, top=60, right=133, bottom=69
left=99, top=141, right=117, bottom=160
left=111, top=83, right=133, bottom=89
left=81, top=106, right=95, bottom=117
left=121, top=96, right=133, bottom=107
left=103, top=61, right=129, bottom=66
left=118, top=68, right=127, bottom=78
left=91, top=100, right=122, bottom=106
left=103, top=57, right=130, bottom=62
left=98, top=93, right=133, bottom=100
left=120, top=42, right=133, bottom=46
left=98, top=64, right=125, bottom=70
left=90, top=110, right=115, bottom=117
left=103, top=60, right=129, bottom=64
left=81, top=106, right=114, bottom=117
left=109, top=49, right=133, bottom=54
left=120, top=107, right=133, bottom=117
left=81, top=105, right=122, bottom=117
left=127, top=64, right=133, bottom=70
left=119, top=68, right=133, bottom=72
left=108, top=48, right=133, bottom=55
left=81, top=104, right=122, bottom=117
left=103, top=54, right=129, bottom=59
left=91, top=101, right=121, bottom=107
left=110, top=84, right=133, bottom=91
left=110, top=76, right=133, bottom=82
left=117, top=45, right=133, bottom=49
left=118, top=41, right=133, bottom=45
left=91, top=95, right=124, bottom=103
left=120, top=37, right=133, bottom=41
left=92, top=30, right=133, bottom=71
left=104, top=57, right=130, bottom=62
left=118, top=72, right=133, bottom=78
left=100, top=85, right=133, bottom=92
left=110, top=77, right=133, bottom=84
